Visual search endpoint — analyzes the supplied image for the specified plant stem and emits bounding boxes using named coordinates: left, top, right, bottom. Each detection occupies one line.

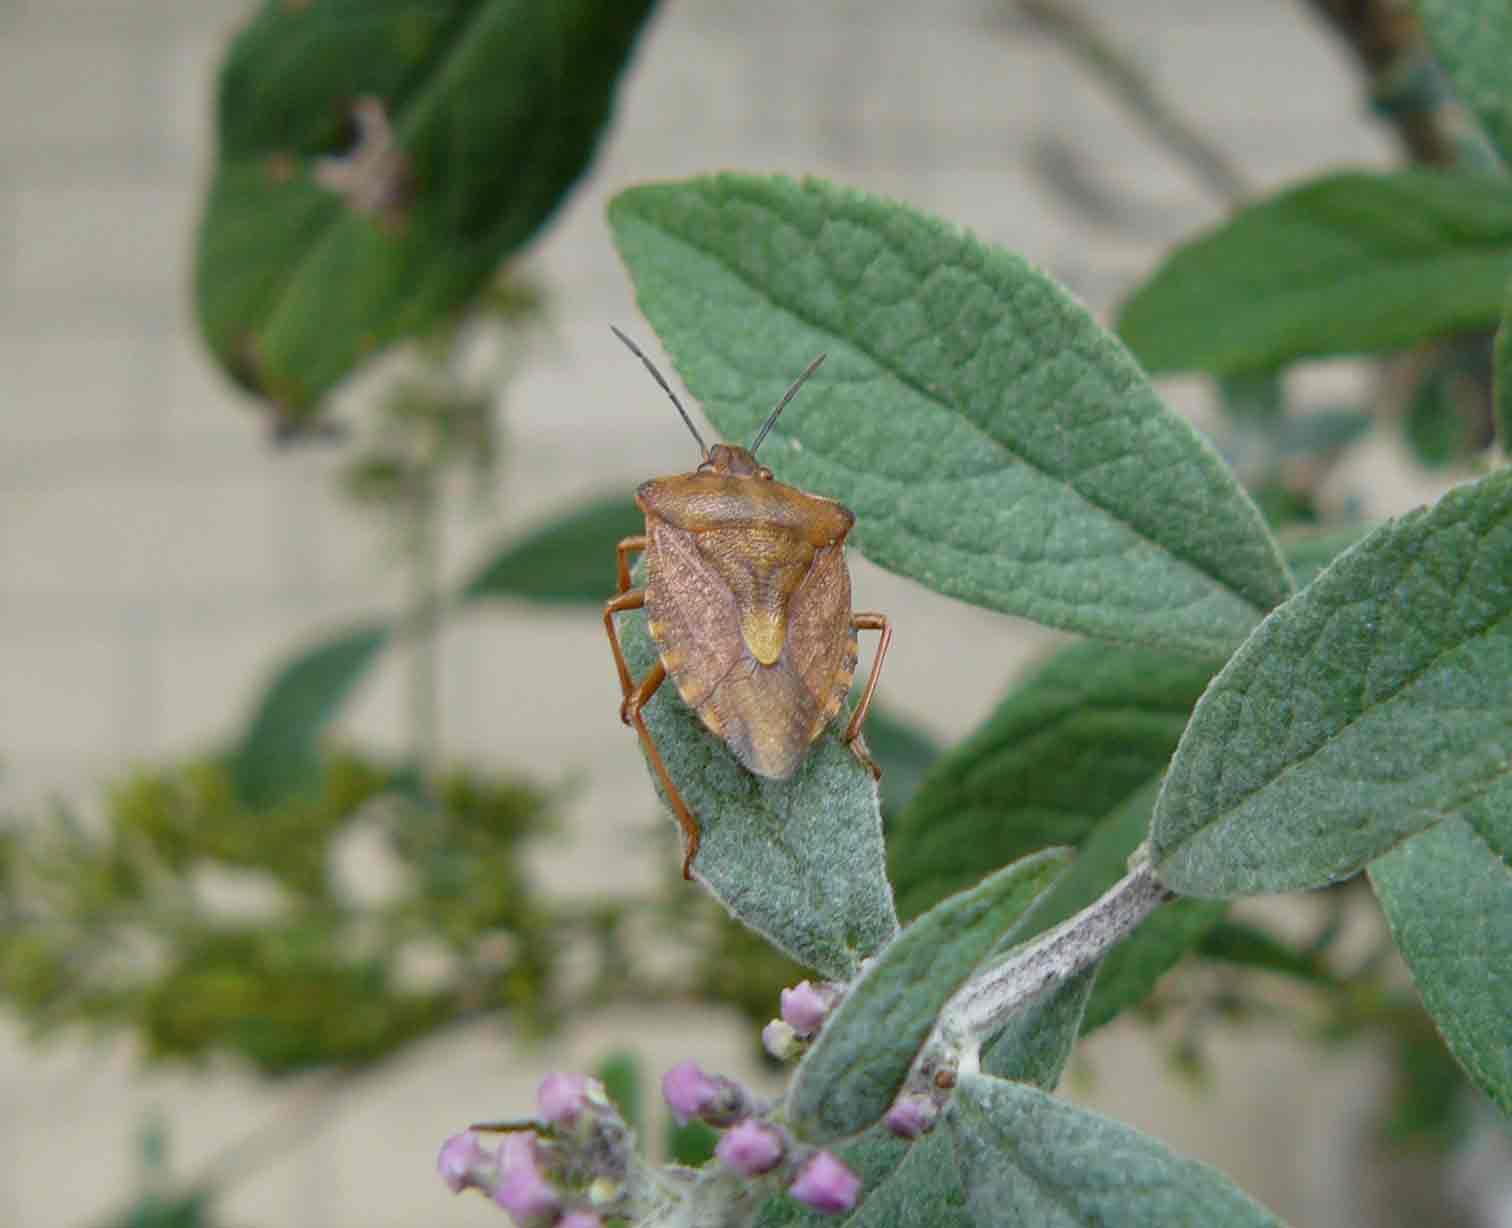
left=944, top=850, right=1175, bottom=1052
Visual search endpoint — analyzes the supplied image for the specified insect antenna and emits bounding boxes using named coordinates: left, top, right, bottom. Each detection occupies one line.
left=610, top=326, right=708, bottom=458
left=749, top=352, right=826, bottom=455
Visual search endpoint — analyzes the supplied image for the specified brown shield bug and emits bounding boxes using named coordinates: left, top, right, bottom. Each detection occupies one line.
left=603, top=328, right=893, bottom=879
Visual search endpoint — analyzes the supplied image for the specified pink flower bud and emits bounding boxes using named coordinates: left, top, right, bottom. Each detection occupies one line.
left=789, top=1150, right=861, bottom=1215
left=715, top=1119, right=786, bottom=1177
left=779, top=981, right=831, bottom=1037
left=436, top=1130, right=492, bottom=1194
left=661, top=1060, right=721, bottom=1124
left=494, top=1132, right=560, bottom=1227
left=538, top=1071, right=591, bottom=1127
left=558, top=1213, right=603, bottom=1228
left=883, top=1095, right=939, bottom=1140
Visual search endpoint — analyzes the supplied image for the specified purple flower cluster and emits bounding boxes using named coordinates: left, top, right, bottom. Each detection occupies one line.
left=437, top=1073, right=624, bottom=1227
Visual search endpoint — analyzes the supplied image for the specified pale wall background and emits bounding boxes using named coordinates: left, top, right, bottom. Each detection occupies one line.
left=0, top=2, right=1489, bottom=1226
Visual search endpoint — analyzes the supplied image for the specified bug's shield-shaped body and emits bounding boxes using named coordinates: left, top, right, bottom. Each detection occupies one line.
left=638, top=473, right=859, bottom=779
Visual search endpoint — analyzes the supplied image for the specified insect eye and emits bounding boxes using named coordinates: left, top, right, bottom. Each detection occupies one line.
left=758, top=467, right=774, bottom=480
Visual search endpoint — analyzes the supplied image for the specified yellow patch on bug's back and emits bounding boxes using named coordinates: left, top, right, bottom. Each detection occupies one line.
left=740, top=609, right=787, bottom=666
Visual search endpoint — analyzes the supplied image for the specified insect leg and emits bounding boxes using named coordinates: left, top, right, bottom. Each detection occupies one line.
left=603, top=588, right=645, bottom=703
left=615, top=535, right=647, bottom=595
left=844, top=612, right=893, bottom=779
left=624, top=659, right=703, bottom=879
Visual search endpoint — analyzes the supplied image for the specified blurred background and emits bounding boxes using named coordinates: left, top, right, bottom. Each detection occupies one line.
left=2, top=1, right=1506, bottom=1226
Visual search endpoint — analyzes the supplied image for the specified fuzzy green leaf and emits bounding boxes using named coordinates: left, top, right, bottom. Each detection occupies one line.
left=950, top=1075, right=1283, bottom=1226
left=1118, top=170, right=1512, bottom=376
left=458, top=495, right=644, bottom=605
left=196, top=0, right=655, bottom=417
left=788, top=850, right=1071, bottom=1143
left=231, top=624, right=390, bottom=809
left=889, top=641, right=1213, bottom=922
left=981, top=965, right=1097, bottom=1087
left=844, top=1131, right=971, bottom=1227
left=610, top=174, right=1290, bottom=657
left=753, top=1126, right=908, bottom=1228
left=617, top=583, right=897, bottom=980
left=1416, top=0, right=1512, bottom=164
left=1153, top=468, right=1512, bottom=897
left=1370, top=777, right=1512, bottom=1117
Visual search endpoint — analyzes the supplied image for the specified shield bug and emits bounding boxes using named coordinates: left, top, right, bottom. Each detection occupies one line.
left=603, top=328, right=892, bottom=879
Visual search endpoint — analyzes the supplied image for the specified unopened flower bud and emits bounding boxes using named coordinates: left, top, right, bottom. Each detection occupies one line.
left=883, top=1095, right=939, bottom=1139
left=661, top=1060, right=721, bottom=1124
left=437, top=1130, right=493, bottom=1194
left=789, top=1150, right=861, bottom=1215
left=715, top=1119, right=786, bottom=1177
left=779, top=981, right=832, bottom=1037
left=494, top=1132, right=561, bottom=1227
left=762, top=1019, right=802, bottom=1062
left=538, top=1071, right=592, bottom=1127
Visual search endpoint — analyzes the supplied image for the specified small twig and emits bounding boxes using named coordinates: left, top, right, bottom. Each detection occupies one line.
left=944, top=850, right=1174, bottom=1052
left=1016, top=0, right=1251, bottom=203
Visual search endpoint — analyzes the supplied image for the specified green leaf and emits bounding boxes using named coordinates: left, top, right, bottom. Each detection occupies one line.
left=1153, top=467, right=1512, bottom=897
left=863, top=705, right=939, bottom=817
left=754, top=1126, right=908, bottom=1228
left=610, top=174, right=1290, bottom=658
left=617, top=578, right=897, bottom=980
left=889, top=641, right=1214, bottom=922
left=666, top=1118, right=718, bottom=1168
left=1024, top=779, right=1224, bottom=1033
left=196, top=0, right=656, bottom=416
left=1195, top=920, right=1336, bottom=987
left=950, top=1075, right=1283, bottom=1226
left=1416, top=0, right=1512, bottom=164
left=788, top=850, right=1071, bottom=1143
left=231, top=625, right=390, bottom=809
left=1118, top=169, right=1512, bottom=376
left=981, top=965, right=1097, bottom=1087
left=1370, top=777, right=1512, bottom=1116
left=1496, top=280, right=1512, bottom=450
left=458, top=495, right=644, bottom=605
left=845, top=1131, right=971, bottom=1227
left=595, top=1050, right=643, bottom=1139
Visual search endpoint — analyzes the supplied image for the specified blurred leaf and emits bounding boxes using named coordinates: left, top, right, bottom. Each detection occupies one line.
left=1406, top=359, right=1468, bottom=469
left=1153, top=468, right=1512, bottom=896
left=1195, top=921, right=1334, bottom=987
left=1279, top=525, right=1371, bottom=589
left=459, top=495, right=645, bottom=605
left=617, top=570, right=898, bottom=980
left=788, top=850, right=1070, bottom=1143
left=864, top=705, right=939, bottom=818
left=888, top=640, right=1212, bottom=922
left=610, top=174, right=1290, bottom=659
left=231, top=625, right=389, bottom=809
left=1370, top=777, right=1512, bottom=1117
left=107, top=1192, right=216, bottom=1228
left=1416, top=0, right=1512, bottom=164
left=1272, top=407, right=1372, bottom=460
left=1217, top=371, right=1283, bottom=421
left=1498, top=285, right=1512, bottom=450
left=666, top=1117, right=718, bottom=1167
left=596, top=1050, right=643, bottom=1139
left=950, top=1075, right=1283, bottom=1225
left=196, top=0, right=657, bottom=417
left=1119, top=170, right=1512, bottom=375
